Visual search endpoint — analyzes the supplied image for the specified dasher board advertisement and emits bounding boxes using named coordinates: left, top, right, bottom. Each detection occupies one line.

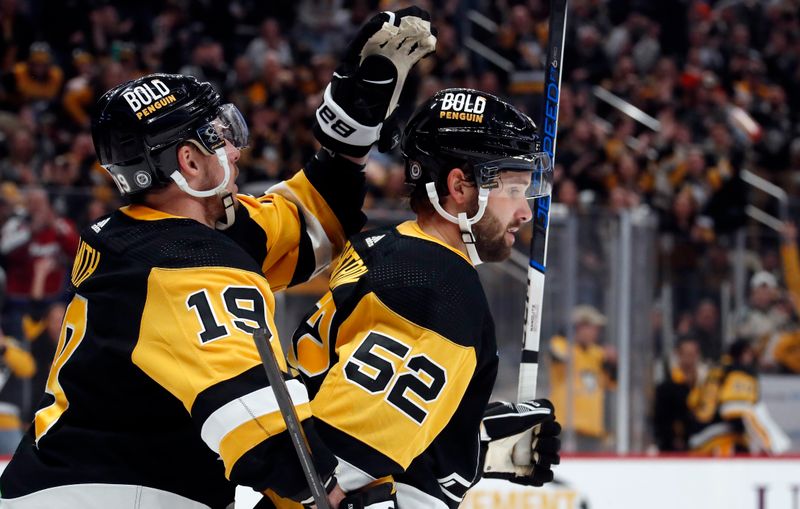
left=462, top=456, right=800, bottom=509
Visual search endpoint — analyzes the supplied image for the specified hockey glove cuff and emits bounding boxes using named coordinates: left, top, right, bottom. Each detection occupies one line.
left=314, top=7, right=436, bottom=157
left=340, top=481, right=397, bottom=509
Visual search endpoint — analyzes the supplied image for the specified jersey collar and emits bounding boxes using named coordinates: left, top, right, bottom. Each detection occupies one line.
left=120, top=205, right=188, bottom=221
left=396, top=220, right=473, bottom=265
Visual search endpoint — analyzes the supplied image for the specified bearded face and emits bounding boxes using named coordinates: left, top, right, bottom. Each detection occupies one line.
left=469, top=199, right=525, bottom=262
left=463, top=170, right=534, bottom=262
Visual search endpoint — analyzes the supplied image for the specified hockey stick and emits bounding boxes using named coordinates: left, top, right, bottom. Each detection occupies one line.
left=517, top=0, right=569, bottom=404
left=253, top=328, right=330, bottom=509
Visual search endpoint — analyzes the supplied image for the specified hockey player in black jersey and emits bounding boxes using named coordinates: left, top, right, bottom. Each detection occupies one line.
left=0, top=8, right=435, bottom=509
left=280, top=90, right=563, bottom=509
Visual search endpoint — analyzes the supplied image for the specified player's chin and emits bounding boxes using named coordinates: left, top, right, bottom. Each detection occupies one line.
left=478, top=238, right=513, bottom=263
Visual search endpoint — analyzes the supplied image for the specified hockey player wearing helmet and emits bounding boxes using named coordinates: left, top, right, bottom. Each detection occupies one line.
left=0, top=7, right=435, bottom=509
left=282, top=89, right=562, bottom=509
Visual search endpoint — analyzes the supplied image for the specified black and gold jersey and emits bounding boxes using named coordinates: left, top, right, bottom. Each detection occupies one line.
left=548, top=336, right=615, bottom=438
left=287, top=220, right=498, bottom=509
left=687, top=362, right=760, bottom=456
left=0, top=163, right=363, bottom=508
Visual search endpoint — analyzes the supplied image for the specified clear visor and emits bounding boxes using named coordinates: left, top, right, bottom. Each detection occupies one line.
left=213, top=103, right=249, bottom=149
left=196, top=103, right=250, bottom=154
left=474, top=153, right=553, bottom=199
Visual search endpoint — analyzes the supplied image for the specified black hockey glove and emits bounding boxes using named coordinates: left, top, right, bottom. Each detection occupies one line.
left=314, top=7, right=437, bottom=157
left=340, top=481, right=397, bottom=509
left=480, top=399, right=561, bottom=487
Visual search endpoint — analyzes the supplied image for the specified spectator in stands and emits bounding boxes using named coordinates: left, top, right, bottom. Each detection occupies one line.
left=86, top=4, right=134, bottom=56
left=0, top=188, right=78, bottom=338
left=0, top=128, right=44, bottom=186
left=565, top=24, right=611, bottom=84
left=245, top=18, right=294, bottom=73
left=43, top=132, right=100, bottom=223
left=654, top=335, right=704, bottom=452
left=688, top=339, right=789, bottom=456
left=691, top=298, right=723, bottom=360
left=0, top=0, right=34, bottom=75
left=179, top=39, right=233, bottom=96
left=5, top=42, right=63, bottom=111
left=61, top=50, right=96, bottom=129
left=549, top=305, right=617, bottom=452
left=660, top=187, right=714, bottom=312
left=736, top=271, right=790, bottom=349
left=0, top=329, right=35, bottom=454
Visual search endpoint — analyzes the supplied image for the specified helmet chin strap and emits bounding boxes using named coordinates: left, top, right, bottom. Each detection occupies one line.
left=169, top=146, right=237, bottom=230
left=425, top=181, right=489, bottom=266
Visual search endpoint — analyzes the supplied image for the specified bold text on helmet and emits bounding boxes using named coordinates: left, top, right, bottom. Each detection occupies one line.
left=122, top=79, right=172, bottom=113
left=439, top=111, right=484, bottom=123
left=134, top=94, right=177, bottom=120
left=439, top=93, right=486, bottom=114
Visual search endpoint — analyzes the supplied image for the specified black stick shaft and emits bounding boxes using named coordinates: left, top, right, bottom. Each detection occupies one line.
left=253, top=328, right=330, bottom=509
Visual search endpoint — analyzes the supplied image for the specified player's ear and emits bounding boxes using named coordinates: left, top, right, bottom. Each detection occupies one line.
left=176, top=142, right=204, bottom=178
left=446, top=167, right=473, bottom=205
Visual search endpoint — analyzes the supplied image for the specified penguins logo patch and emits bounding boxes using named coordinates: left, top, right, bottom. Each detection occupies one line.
left=409, top=161, right=422, bottom=180
left=134, top=171, right=152, bottom=188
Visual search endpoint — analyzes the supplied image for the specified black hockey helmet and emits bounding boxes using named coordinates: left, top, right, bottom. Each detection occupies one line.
left=401, top=88, right=551, bottom=197
left=92, top=73, right=248, bottom=196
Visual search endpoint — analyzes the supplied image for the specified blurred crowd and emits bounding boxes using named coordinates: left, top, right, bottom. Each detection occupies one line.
left=0, top=0, right=799, bottom=452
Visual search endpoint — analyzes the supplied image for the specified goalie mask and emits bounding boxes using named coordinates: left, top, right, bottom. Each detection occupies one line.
left=402, top=88, right=552, bottom=264
left=92, top=73, right=249, bottom=229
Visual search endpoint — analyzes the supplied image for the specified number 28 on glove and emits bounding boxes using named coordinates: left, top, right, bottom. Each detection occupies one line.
left=314, top=7, right=437, bottom=157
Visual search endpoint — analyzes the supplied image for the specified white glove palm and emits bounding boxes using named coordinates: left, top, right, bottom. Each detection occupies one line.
left=314, top=7, right=437, bottom=157
left=481, top=399, right=561, bottom=487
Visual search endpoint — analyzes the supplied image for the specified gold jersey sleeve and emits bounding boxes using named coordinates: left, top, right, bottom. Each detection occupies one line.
left=237, top=169, right=346, bottom=292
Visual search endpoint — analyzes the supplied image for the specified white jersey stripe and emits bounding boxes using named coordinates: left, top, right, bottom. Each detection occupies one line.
left=0, top=483, right=213, bottom=509
left=200, top=380, right=309, bottom=453
left=334, top=456, right=377, bottom=492
left=395, top=482, right=448, bottom=509
left=267, top=181, right=333, bottom=278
